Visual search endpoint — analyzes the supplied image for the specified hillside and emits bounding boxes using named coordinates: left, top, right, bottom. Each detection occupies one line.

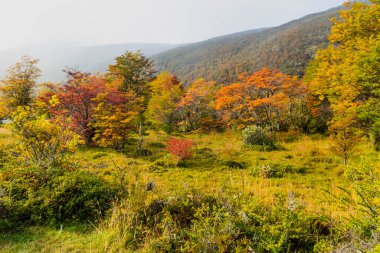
left=153, top=7, right=341, bottom=84
left=0, top=43, right=178, bottom=82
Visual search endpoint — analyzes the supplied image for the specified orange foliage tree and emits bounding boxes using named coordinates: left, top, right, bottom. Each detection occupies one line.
left=176, top=78, right=220, bottom=132
left=215, top=67, right=308, bottom=131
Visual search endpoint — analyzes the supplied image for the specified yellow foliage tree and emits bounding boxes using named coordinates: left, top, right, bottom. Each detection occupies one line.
left=0, top=56, right=41, bottom=115
left=145, top=72, right=184, bottom=133
left=10, top=107, right=82, bottom=168
left=306, top=0, right=380, bottom=159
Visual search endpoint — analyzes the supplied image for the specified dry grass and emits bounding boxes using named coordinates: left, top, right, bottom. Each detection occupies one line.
left=0, top=127, right=11, bottom=135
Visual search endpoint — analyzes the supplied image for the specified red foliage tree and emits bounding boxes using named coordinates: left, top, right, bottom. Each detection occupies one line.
left=38, top=70, right=135, bottom=146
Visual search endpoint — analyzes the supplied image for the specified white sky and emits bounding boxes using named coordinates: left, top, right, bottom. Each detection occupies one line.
left=0, top=0, right=346, bottom=51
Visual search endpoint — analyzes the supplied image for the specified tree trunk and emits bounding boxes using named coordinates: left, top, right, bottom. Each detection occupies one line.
left=138, top=121, right=143, bottom=151
left=343, top=153, right=348, bottom=167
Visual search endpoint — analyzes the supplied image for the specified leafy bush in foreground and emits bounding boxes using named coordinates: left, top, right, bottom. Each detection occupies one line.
left=0, top=168, right=117, bottom=229
left=105, top=191, right=334, bottom=252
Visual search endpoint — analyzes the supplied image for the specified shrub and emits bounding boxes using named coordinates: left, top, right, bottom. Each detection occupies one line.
left=242, top=125, right=278, bottom=151
left=151, top=154, right=178, bottom=170
left=335, top=164, right=380, bottom=250
left=105, top=191, right=334, bottom=252
left=195, top=147, right=215, bottom=158
left=10, top=107, right=82, bottom=168
left=136, top=148, right=153, bottom=156
left=91, top=152, right=108, bottom=159
left=221, top=160, right=244, bottom=169
left=0, top=168, right=117, bottom=228
left=148, top=142, right=166, bottom=149
left=250, top=163, right=307, bottom=178
left=44, top=170, right=117, bottom=223
left=166, top=138, right=193, bottom=160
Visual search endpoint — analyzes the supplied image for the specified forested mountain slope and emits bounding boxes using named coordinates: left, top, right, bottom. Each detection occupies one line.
left=153, top=7, right=341, bottom=84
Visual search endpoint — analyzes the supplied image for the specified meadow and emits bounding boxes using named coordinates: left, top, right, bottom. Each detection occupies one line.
left=1, top=127, right=378, bottom=252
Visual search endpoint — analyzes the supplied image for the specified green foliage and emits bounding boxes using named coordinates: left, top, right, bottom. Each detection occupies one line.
left=177, top=78, right=219, bottom=132
left=106, top=192, right=333, bottom=252
left=250, top=163, right=308, bottom=178
left=151, top=154, right=178, bottom=170
left=108, top=50, right=156, bottom=104
left=148, top=141, right=166, bottom=149
left=0, top=56, right=41, bottom=114
left=242, top=125, right=279, bottom=151
left=0, top=168, right=117, bottom=229
left=91, top=152, right=108, bottom=159
left=145, top=72, right=184, bottom=133
left=135, top=148, right=152, bottom=157
left=221, top=160, right=245, bottom=169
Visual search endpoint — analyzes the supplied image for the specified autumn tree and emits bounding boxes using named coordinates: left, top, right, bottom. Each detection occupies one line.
left=306, top=0, right=380, bottom=150
left=91, top=86, right=140, bottom=151
left=145, top=72, right=184, bottom=133
left=38, top=69, right=141, bottom=150
left=215, top=67, right=308, bottom=131
left=108, top=51, right=156, bottom=150
left=38, top=70, right=106, bottom=146
left=0, top=101, right=9, bottom=121
left=177, top=78, right=219, bottom=132
left=108, top=50, right=156, bottom=103
left=0, top=56, right=41, bottom=115
left=10, top=106, right=81, bottom=168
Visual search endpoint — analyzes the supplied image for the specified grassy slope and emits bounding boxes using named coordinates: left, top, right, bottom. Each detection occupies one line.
left=0, top=128, right=377, bottom=252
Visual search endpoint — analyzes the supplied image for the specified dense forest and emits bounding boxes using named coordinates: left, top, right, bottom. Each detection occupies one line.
left=0, top=1, right=380, bottom=252
left=153, top=6, right=341, bottom=84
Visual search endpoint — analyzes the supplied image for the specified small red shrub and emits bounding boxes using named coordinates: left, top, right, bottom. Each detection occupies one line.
left=166, top=138, right=193, bottom=160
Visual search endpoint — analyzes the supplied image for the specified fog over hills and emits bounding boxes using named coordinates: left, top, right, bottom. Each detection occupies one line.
left=0, top=43, right=178, bottom=82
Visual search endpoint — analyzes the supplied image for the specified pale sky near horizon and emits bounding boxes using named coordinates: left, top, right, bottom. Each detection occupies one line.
left=0, top=0, right=346, bottom=51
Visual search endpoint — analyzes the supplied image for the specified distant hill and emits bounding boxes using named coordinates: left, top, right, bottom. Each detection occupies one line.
left=152, top=7, right=342, bottom=84
left=0, top=43, right=178, bottom=82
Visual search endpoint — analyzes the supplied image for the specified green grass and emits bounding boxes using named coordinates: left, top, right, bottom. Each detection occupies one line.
left=0, top=128, right=378, bottom=252
left=0, top=225, right=109, bottom=253
left=69, top=131, right=353, bottom=216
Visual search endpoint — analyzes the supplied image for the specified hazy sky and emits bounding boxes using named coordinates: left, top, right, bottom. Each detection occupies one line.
left=0, top=0, right=346, bottom=51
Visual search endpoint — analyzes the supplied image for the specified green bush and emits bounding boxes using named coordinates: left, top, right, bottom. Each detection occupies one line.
left=91, top=152, right=108, bottom=159
left=150, top=155, right=178, bottom=170
left=195, top=148, right=215, bottom=158
left=221, top=160, right=245, bottom=169
left=106, top=192, right=334, bottom=252
left=136, top=148, right=153, bottom=156
left=250, top=163, right=308, bottom=178
left=242, top=125, right=279, bottom=151
left=148, top=142, right=167, bottom=149
left=0, top=168, right=117, bottom=229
